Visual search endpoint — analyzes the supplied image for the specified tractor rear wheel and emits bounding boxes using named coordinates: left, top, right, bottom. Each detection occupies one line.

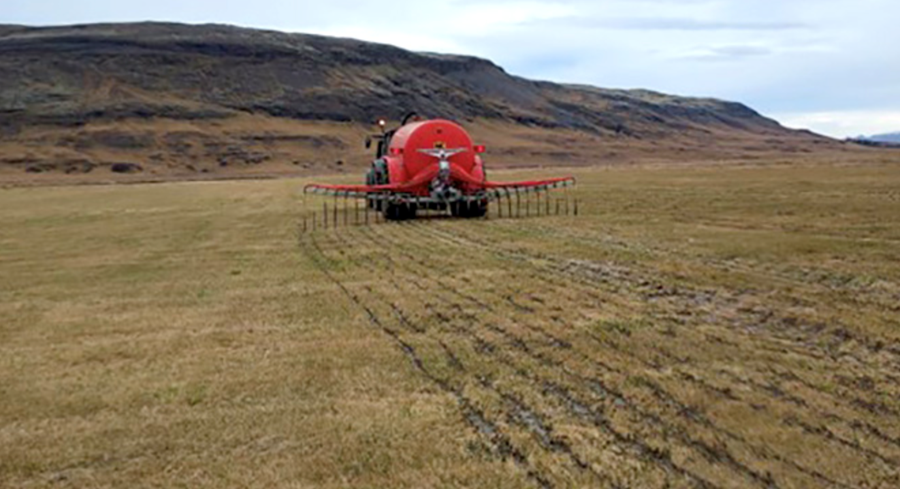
left=366, top=159, right=388, bottom=210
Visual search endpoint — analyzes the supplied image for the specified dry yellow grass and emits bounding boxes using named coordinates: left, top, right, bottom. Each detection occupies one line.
left=2, top=160, right=899, bottom=487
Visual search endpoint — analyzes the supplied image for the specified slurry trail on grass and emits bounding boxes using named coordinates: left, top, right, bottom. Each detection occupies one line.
left=300, top=216, right=899, bottom=488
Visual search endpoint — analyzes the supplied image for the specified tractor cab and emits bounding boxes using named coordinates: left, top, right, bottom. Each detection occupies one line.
left=364, top=121, right=390, bottom=158
left=365, top=112, right=423, bottom=158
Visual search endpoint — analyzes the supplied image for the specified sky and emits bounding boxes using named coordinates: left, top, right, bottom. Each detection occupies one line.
left=3, top=0, right=899, bottom=138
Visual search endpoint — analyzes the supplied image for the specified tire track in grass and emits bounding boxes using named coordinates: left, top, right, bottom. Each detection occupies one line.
left=318, top=230, right=621, bottom=487
left=302, top=232, right=555, bottom=489
left=320, top=229, right=694, bottom=485
left=605, top=334, right=900, bottom=471
left=522, top=220, right=900, bottom=319
left=490, top=224, right=900, bottom=439
left=422, top=223, right=900, bottom=447
left=372, top=223, right=895, bottom=487
left=421, top=223, right=900, bottom=471
left=437, top=221, right=900, bottom=385
left=316, top=231, right=652, bottom=487
left=355, top=226, right=797, bottom=488
left=335, top=252, right=713, bottom=488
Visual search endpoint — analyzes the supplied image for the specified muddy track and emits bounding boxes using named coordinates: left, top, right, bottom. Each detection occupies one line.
left=455, top=221, right=900, bottom=367
left=419, top=223, right=900, bottom=408
left=418, top=224, right=900, bottom=450
left=302, top=233, right=557, bottom=488
left=300, top=224, right=899, bottom=488
left=398, top=225, right=900, bottom=475
left=320, top=232, right=626, bottom=487
left=316, top=230, right=714, bottom=487
left=430, top=222, right=893, bottom=334
left=517, top=221, right=900, bottom=318
left=358, top=242, right=796, bottom=486
left=397, top=224, right=898, bottom=417
left=358, top=225, right=897, bottom=487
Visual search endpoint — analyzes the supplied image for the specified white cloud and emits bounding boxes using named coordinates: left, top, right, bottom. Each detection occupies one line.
left=458, top=1, right=576, bottom=34
left=297, top=0, right=575, bottom=52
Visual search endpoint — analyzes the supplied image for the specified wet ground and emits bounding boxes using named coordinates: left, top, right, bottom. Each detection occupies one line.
left=303, top=217, right=899, bottom=488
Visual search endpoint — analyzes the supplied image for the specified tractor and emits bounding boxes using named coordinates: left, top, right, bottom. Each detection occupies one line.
left=305, top=112, right=574, bottom=220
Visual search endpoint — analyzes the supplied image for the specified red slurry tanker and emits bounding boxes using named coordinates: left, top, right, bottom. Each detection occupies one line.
left=304, top=113, right=575, bottom=220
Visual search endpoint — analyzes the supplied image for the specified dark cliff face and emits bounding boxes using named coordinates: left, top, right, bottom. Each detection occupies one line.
left=0, top=22, right=807, bottom=138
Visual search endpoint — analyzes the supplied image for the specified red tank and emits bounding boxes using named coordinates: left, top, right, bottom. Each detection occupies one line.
left=385, top=119, right=483, bottom=187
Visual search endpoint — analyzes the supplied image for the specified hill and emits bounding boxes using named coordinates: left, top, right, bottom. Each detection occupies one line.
left=864, top=132, right=900, bottom=144
left=0, top=22, right=843, bottom=182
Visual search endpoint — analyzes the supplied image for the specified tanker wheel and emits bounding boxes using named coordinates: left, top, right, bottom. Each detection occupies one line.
left=451, top=200, right=487, bottom=218
left=469, top=200, right=488, bottom=218
left=384, top=202, right=417, bottom=221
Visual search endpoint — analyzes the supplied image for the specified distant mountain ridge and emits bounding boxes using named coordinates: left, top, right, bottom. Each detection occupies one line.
left=0, top=22, right=841, bottom=181
left=861, top=132, right=900, bottom=144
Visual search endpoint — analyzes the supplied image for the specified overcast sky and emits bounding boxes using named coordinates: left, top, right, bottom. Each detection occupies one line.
left=4, top=0, right=898, bottom=137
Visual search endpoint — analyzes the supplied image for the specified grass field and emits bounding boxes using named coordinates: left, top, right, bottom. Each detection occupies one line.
left=2, top=162, right=899, bottom=488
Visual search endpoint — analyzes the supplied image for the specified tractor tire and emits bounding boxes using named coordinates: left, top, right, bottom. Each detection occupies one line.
left=384, top=202, right=417, bottom=221
left=469, top=202, right=488, bottom=218
left=366, top=159, right=389, bottom=211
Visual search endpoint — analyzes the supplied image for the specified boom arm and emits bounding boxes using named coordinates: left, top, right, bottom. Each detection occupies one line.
left=304, top=161, right=574, bottom=198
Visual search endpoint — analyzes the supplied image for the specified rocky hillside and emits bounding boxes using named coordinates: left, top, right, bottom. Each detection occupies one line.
left=0, top=22, right=841, bottom=182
